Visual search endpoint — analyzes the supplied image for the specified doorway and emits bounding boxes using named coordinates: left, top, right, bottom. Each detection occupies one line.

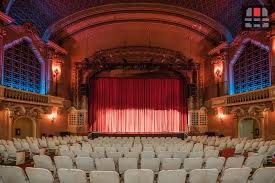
left=239, top=118, right=259, bottom=139
left=13, top=118, right=35, bottom=138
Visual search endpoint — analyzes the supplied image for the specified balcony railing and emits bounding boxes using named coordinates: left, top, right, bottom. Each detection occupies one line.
left=211, top=86, right=275, bottom=107
left=0, top=86, right=64, bottom=107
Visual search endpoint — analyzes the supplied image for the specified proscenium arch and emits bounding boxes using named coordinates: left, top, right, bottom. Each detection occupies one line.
left=44, top=3, right=233, bottom=43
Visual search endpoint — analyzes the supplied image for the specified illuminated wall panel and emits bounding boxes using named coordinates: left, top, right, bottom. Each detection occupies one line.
left=3, top=41, right=42, bottom=93
left=233, top=41, right=270, bottom=94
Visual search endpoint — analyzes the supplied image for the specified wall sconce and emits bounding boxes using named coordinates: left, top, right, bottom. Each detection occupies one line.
left=218, top=112, right=224, bottom=121
left=52, top=65, right=61, bottom=96
left=214, top=65, right=223, bottom=78
left=48, top=113, right=57, bottom=123
left=48, top=107, right=58, bottom=123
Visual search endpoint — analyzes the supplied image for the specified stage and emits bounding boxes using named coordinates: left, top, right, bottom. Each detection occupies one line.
left=89, top=132, right=187, bottom=139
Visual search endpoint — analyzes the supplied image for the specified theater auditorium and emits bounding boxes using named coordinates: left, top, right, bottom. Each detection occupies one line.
left=0, top=0, right=275, bottom=182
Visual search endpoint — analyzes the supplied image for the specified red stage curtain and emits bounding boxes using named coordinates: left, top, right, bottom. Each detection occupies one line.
left=89, top=78, right=187, bottom=133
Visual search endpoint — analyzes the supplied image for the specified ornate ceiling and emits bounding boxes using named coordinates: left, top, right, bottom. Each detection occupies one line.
left=3, top=0, right=270, bottom=39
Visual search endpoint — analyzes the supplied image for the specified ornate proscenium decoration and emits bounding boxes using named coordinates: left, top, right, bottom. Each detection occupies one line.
left=71, top=46, right=201, bottom=108
left=211, top=55, right=224, bottom=78
left=211, top=55, right=225, bottom=97
left=52, top=53, right=63, bottom=96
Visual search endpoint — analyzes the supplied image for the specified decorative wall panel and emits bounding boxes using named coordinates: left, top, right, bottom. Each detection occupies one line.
left=233, top=41, right=270, bottom=94
left=3, top=41, right=41, bottom=93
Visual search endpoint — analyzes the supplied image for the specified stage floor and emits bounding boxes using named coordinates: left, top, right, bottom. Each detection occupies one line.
left=89, top=132, right=187, bottom=139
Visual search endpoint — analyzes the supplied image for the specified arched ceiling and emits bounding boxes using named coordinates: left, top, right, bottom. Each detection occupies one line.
left=3, top=0, right=269, bottom=39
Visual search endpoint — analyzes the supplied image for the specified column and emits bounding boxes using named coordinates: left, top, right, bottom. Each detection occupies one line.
left=271, top=13, right=275, bottom=85
left=0, top=27, right=6, bottom=84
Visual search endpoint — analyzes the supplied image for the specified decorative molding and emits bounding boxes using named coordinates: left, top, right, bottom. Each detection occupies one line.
left=46, top=41, right=68, bottom=55
left=44, top=3, right=233, bottom=42
left=0, top=11, right=15, bottom=24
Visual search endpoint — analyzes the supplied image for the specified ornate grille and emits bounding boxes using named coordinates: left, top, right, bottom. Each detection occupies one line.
left=3, top=41, right=41, bottom=93
left=233, top=41, right=270, bottom=94
left=68, top=110, right=86, bottom=127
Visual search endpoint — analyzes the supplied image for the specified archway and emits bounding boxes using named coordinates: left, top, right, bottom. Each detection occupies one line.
left=13, top=117, right=36, bottom=138
left=238, top=117, right=260, bottom=139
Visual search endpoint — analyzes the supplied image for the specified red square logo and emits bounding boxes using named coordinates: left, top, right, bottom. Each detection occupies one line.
left=253, top=8, right=261, bottom=17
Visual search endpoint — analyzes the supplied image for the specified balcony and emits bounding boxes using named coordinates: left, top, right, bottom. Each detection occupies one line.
left=211, top=86, right=275, bottom=108
left=0, top=85, right=64, bottom=107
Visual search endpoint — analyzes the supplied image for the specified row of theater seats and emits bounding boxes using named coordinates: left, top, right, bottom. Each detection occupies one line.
left=34, top=154, right=266, bottom=174
left=1, top=165, right=275, bottom=183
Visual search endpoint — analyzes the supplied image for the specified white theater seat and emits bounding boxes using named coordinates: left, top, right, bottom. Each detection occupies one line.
left=124, top=169, right=154, bottom=183
left=204, top=150, right=219, bottom=159
left=157, top=151, right=172, bottom=160
left=94, top=147, right=105, bottom=153
left=141, top=158, right=160, bottom=173
left=183, top=158, right=203, bottom=173
left=192, top=143, right=203, bottom=152
left=189, top=169, right=219, bottom=183
left=157, top=169, right=186, bottom=183
left=58, top=168, right=87, bottom=183
left=141, top=151, right=155, bottom=158
left=221, top=167, right=252, bottom=183
left=106, top=151, right=123, bottom=163
left=26, top=167, right=54, bottom=183
left=74, top=150, right=90, bottom=157
left=189, top=151, right=204, bottom=158
left=90, top=151, right=105, bottom=159
left=172, top=151, right=188, bottom=163
left=60, top=150, right=75, bottom=159
left=124, top=151, right=139, bottom=158
left=118, top=158, right=138, bottom=174
left=224, top=156, right=245, bottom=169
left=249, top=167, right=275, bottom=183
left=33, top=155, right=56, bottom=172
left=75, top=157, right=95, bottom=172
left=95, top=158, right=115, bottom=171
left=89, top=171, right=120, bottom=183
left=205, top=157, right=225, bottom=173
left=243, top=155, right=264, bottom=169
left=161, top=158, right=182, bottom=170
left=54, top=156, right=74, bottom=169
left=0, top=166, right=28, bottom=183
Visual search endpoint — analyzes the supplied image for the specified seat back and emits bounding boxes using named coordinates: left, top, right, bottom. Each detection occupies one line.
left=26, top=167, right=54, bottom=183
left=224, top=156, right=245, bottom=169
left=189, top=169, right=219, bottom=183
left=58, top=168, right=87, bottom=183
left=141, top=158, right=160, bottom=173
left=95, top=158, right=115, bottom=171
left=244, top=155, right=264, bottom=169
left=0, top=166, right=28, bottom=183
left=157, top=151, right=172, bottom=160
left=183, top=158, right=203, bottom=172
left=33, top=155, right=55, bottom=171
left=118, top=158, right=138, bottom=174
left=158, top=169, right=186, bottom=183
left=189, top=151, right=204, bottom=158
left=221, top=167, right=252, bottom=183
left=124, top=151, right=139, bottom=158
left=75, top=157, right=95, bottom=172
left=141, top=151, right=155, bottom=158
left=205, top=157, right=225, bottom=173
left=161, top=158, right=181, bottom=170
left=89, top=171, right=119, bottom=183
left=54, top=156, right=74, bottom=169
left=250, top=167, right=275, bottom=183
left=124, top=169, right=154, bottom=183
